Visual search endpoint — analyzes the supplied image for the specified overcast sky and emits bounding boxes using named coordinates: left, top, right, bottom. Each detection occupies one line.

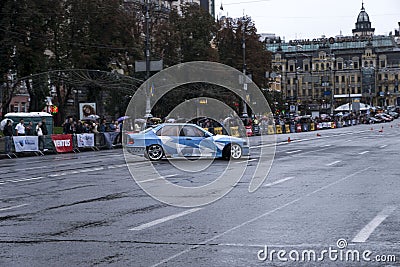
left=215, top=0, right=400, bottom=41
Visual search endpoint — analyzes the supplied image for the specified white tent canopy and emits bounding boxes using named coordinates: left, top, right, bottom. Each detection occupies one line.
left=334, top=102, right=371, bottom=112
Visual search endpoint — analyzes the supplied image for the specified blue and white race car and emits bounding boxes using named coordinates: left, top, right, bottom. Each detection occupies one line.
left=125, top=123, right=249, bottom=161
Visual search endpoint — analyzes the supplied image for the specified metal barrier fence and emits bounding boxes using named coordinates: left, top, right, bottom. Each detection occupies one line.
left=0, top=132, right=121, bottom=158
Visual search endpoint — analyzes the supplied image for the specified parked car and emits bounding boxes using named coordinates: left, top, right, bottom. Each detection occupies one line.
left=368, top=116, right=383, bottom=124
left=375, top=113, right=392, bottom=122
left=126, top=123, right=249, bottom=161
left=388, top=111, right=399, bottom=119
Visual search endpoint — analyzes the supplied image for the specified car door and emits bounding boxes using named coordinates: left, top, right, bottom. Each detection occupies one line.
left=180, top=125, right=216, bottom=157
left=156, top=125, right=185, bottom=157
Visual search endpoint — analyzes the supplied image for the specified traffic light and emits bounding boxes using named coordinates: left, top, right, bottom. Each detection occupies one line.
left=50, top=105, right=58, bottom=114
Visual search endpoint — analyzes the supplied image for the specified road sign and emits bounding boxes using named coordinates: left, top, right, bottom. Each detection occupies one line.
left=135, top=60, right=163, bottom=72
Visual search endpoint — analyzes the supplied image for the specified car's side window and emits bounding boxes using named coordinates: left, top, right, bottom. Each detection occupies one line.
left=181, top=126, right=204, bottom=137
left=156, top=126, right=179, bottom=136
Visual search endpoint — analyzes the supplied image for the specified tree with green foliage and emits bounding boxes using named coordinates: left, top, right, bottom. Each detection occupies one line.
left=215, top=16, right=271, bottom=89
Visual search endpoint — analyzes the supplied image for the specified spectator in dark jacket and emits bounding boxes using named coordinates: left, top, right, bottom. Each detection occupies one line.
left=40, top=118, right=48, bottom=135
left=40, top=118, right=49, bottom=151
left=3, top=120, right=13, bottom=154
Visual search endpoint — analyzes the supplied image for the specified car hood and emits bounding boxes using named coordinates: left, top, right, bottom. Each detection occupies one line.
left=212, top=135, right=246, bottom=144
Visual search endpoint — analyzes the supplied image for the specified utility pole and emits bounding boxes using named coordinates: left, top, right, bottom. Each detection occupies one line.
left=145, top=0, right=152, bottom=118
left=241, top=16, right=248, bottom=118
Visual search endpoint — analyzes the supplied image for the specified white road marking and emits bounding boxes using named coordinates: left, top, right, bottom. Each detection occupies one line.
left=7, top=177, right=44, bottom=183
left=263, top=177, right=295, bottom=187
left=1, top=162, right=147, bottom=186
left=345, top=140, right=352, bottom=142
left=286, top=150, right=302, bottom=154
left=323, top=144, right=332, bottom=147
left=358, top=151, right=370, bottom=155
left=151, top=166, right=372, bottom=267
left=0, top=203, right=29, bottom=212
left=235, top=158, right=257, bottom=164
left=326, top=160, right=341, bottom=166
left=138, top=174, right=178, bottom=183
left=379, top=145, right=387, bottom=149
left=129, top=207, right=202, bottom=231
left=352, top=206, right=397, bottom=243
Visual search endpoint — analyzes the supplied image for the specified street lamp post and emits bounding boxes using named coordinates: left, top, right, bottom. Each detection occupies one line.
left=241, top=16, right=248, bottom=118
left=144, top=0, right=152, bottom=118
left=330, top=54, right=336, bottom=115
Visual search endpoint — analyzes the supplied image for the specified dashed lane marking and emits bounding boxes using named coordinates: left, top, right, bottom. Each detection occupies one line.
left=235, top=158, right=257, bottom=164
left=263, top=177, right=295, bottom=187
left=352, top=206, right=397, bottom=243
left=128, top=208, right=202, bottom=231
left=137, top=174, right=178, bottom=183
left=326, top=160, right=341, bottom=166
left=286, top=150, right=302, bottom=154
left=0, top=203, right=29, bottom=212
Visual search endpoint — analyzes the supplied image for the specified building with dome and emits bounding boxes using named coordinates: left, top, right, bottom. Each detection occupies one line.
left=265, top=2, right=400, bottom=114
left=352, top=2, right=375, bottom=37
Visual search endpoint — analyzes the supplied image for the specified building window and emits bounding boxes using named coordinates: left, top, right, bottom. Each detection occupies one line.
left=289, top=65, right=294, bottom=72
left=341, top=76, right=345, bottom=83
left=357, top=76, right=361, bottom=82
left=305, top=64, right=309, bottom=72
left=338, top=62, right=343, bottom=70
left=380, top=61, right=385, bottom=68
left=378, top=74, right=382, bottom=81
left=353, top=62, right=358, bottom=69
left=364, top=61, right=368, bottom=67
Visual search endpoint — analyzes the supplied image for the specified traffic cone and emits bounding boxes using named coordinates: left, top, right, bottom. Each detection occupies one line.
left=379, top=126, right=383, bottom=133
left=316, top=133, right=321, bottom=137
left=287, top=137, right=291, bottom=143
left=370, top=127, right=374, bottom=131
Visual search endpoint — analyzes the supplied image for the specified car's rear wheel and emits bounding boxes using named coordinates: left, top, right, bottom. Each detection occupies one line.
left=223, top=143, right=242, bottom=160
left=146, top=144, right=164, bottom=161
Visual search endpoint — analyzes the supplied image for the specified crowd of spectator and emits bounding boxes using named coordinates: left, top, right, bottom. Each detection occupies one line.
left=61, top=117, right=122, bottom=134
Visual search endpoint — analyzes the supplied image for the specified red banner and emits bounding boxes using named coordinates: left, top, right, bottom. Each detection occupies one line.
left=51, top=134, right=73, bottom=153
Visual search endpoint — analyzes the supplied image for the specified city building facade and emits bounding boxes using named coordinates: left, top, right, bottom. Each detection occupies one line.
left=265, top=4, right=400, bottom=114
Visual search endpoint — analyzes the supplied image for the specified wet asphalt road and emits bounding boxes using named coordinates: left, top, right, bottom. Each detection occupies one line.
left=1, top=122, right=400, bottom=266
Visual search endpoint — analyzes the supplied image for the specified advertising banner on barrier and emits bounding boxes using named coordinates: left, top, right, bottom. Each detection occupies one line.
left=77, top=133, right=95, bottom=148
left=52, top=134, right=73, bottom=153
left=13, top=136, right=39, bottom=152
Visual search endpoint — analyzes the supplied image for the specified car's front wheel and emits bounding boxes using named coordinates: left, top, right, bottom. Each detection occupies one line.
left=146, top=144, right=164, bottom=161
left=223, top=143, right=242, bottom=160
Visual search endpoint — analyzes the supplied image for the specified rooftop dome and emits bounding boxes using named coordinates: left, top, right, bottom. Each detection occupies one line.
left=357, top=3, right=370, bottom=23
left=352, top=2, right=375, bottom=36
